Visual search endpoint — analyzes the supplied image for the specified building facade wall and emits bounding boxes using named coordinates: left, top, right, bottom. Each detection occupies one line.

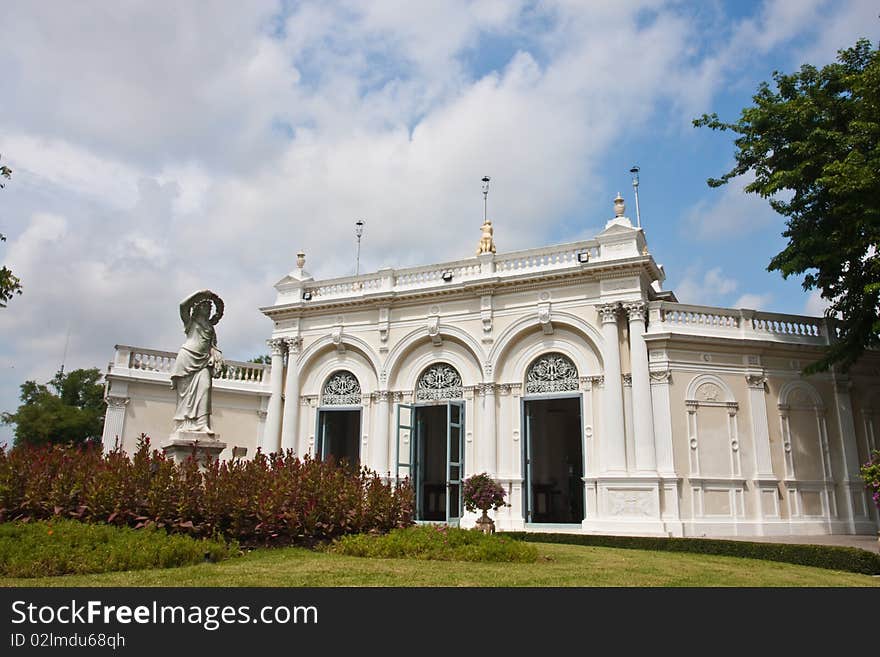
left=102, top=216, right=880, bottom=537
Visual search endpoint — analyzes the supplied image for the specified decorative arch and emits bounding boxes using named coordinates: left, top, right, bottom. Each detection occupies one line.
left=524, top=352, right=579, bottom=395
left=296, top=333, right=383, bottom=382
left=321, top=370, right=362, bottom=406
left=778, top=380, right=824, bottom=410
left=684, top=373, right=742, bottom=483
left=489, top=310, right=604, bottom=377
left=776, top=380, right=831, bottom=487
left=385, top=324, right=485, bottom=389
left=496, top=329, right=600, bottom=386
left=300, top=347, right=378, bottom=399
left=685, top=373, right=737, bottom=404
left=415, top=363, right=463, bottom=402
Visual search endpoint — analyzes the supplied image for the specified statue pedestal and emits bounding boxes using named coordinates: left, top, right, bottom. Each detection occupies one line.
left=161, top=432, right=227, bottom=467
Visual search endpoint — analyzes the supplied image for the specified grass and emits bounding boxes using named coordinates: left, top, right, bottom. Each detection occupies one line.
left=0, top=520, right=237, bottom=578
left=2, top=541, right=878, bottom=587
left=329, top=525, right=539, bottom=562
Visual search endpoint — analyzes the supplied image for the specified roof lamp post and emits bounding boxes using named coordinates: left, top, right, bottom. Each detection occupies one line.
left=630, top=166, right=642, bottom=229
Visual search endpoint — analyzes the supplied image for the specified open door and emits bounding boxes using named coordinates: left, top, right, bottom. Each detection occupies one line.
left=522, top=399, right=534, bottom=522
left=395, top=404, right=415, bottom=485
left=446, top=400, right=465, bottom=525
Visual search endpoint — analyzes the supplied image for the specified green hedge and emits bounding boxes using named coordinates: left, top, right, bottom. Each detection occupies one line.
left=330, top=525, right=539, bottom=562
left=0, top=519, right=237, bottom=578
left=504, top=532, right=880, bottom=575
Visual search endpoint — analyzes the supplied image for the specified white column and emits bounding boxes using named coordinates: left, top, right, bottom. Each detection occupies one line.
left=832, top=377, right=861, bottom=532
left=597, top=303, right=626, bottom=474
left=650, top=370, right=675, bottom=475
left=624, top=301, right=657, bottom=473
left=373, top=391, right=391, bottom=476
left=262, top=338, right=286, bottom=453
left=745, top=374, right=775, bottom=478
left=481, top=384, right=498, bottom=476
left=102, top=395, right=129, bottom=453
left=280, top=337, right=302, bottom=454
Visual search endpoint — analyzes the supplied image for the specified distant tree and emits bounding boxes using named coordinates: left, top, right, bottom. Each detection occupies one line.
left=1, top=368, right=105, bottom=446
left=249, top=354, right=272, bottom=364
left=694, top=38, right=880, bottom=373
left=0, top=153, right=22, bottom=308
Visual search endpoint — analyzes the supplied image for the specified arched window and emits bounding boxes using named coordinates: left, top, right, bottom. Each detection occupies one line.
left=322, top=370, right=361, bottom=406
left=525, top=352, right=578, bottom=394
left=416, top=363, right=463, bottom=401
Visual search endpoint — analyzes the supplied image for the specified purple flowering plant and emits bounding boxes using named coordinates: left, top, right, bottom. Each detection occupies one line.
left=860, top=450, right=880, bottom=511
left=462, top=473, right=508, bottom=513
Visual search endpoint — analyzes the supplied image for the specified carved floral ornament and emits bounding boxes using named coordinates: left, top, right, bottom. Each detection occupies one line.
left=322, top=370, right=362, bottom=406
left=416, top=363, right=463, bottom=401
left=525, top=352, right=579, bottom=394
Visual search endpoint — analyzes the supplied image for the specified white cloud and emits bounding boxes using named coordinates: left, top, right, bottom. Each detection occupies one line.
left=674, top=266, right=739, bottom=306
left=804, top=289, right=832, bottom=317
left=680, top=174, right=781, bottom=241
left=734, top=292, right=773, bottom=310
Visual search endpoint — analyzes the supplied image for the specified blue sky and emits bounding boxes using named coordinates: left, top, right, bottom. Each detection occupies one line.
left=0, top=0, right=878, bottom=446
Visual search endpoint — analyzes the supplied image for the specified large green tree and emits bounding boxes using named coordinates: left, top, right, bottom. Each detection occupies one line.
left=1, top=368, right=106, bottom=446
left=694, top=38, right=879, bottom=373
left=0, top=153, right=22, bottom=308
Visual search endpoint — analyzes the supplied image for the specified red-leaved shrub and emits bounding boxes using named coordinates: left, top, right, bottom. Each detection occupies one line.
left=0, top=435, right=413, bottom=545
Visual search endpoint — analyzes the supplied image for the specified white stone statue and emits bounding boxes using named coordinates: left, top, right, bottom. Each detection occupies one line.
left=476, top=219, right=496, bottom=255
left=170, top=289, right=224, bottom=435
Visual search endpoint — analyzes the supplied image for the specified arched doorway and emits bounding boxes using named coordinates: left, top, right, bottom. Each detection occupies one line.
left=396, top=363, right=465, bottom=524
left=522, top=352, right=585, bottom=524
left=316, top=370, right=362, bottom=467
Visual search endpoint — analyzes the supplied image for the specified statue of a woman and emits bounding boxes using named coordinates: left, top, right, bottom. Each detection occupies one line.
left=170, top=289, right=224, bottom=435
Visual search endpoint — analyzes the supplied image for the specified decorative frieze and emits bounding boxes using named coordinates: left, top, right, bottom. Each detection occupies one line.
left=416, top=364, right=462, bottom=401
left=525, top=353, right=578, bottom=394
left=427, top=316, right=442, bottom=346
left=322, top=370, right=362, bottom=406
left=538, top=303, right=553, bottom=335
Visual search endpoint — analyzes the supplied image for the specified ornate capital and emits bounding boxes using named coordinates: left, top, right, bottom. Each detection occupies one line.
left=622, top=301, right=646, bottom=322
left=745, top=374, right=767, bottom=390
left=621, top=373, right=632, bottom=387
left=586, top=375, right=605, bottom=388
left=476, top=382, right=497, bottom=396
left=267, top=338, right=286, bottom=356
left=649, top=370, right=672, bottom=385
left=283, top=336, right=303, bottom=354
left=372, top=390, right=391, bottom=403
left=106, top=395, right=129, bottom=408
left=595, top=303, right=619, bottom=325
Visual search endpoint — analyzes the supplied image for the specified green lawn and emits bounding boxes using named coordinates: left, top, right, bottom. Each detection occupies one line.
left=2, top=542, right=877, bottom=587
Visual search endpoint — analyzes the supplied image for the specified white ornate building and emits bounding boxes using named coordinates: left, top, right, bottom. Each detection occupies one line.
left=102, top=196, right=880, bottom=537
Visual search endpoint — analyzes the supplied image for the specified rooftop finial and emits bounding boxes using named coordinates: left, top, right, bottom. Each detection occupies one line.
left=296, top=250, right=306, bottom=270
left=614, top=192, right=625, bottom=218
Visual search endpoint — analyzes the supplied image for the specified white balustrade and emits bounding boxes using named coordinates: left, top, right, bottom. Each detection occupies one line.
left=122, top=346, right=267, bottom=386
left=648, top=302, right=827, bottom=345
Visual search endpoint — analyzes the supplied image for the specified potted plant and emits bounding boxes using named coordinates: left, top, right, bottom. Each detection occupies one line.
left=860, top=450, right=880, bottom=545
left=463, top=473, right=507, bottom=534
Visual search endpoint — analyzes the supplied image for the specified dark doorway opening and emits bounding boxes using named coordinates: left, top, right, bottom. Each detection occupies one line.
left=524, top=396, right=584, bottom=523
left=317, top=409, right=361, bottom=467
left=415, top=405, right=448, bottom=521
